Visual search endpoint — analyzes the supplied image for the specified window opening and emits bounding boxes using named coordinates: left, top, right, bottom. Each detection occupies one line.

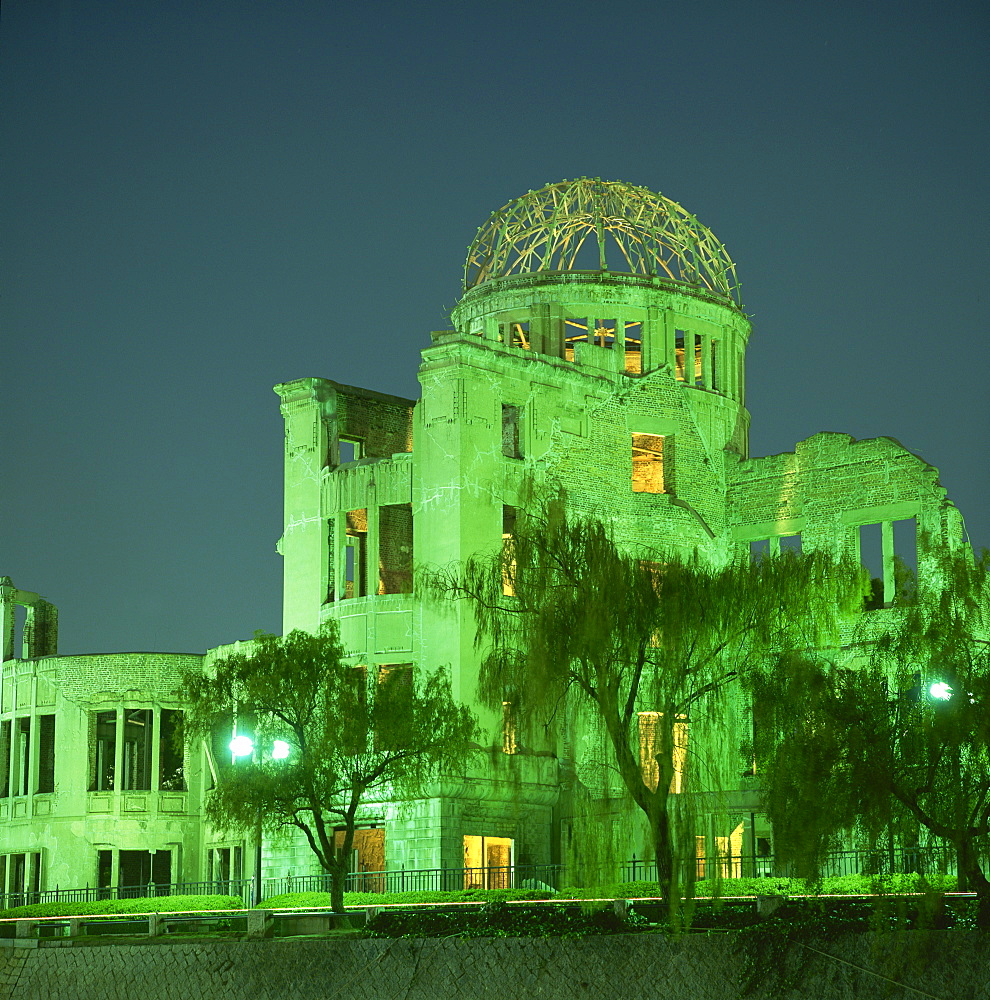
left=13, top=718, right=30, bottom=797
left=92, top=710, right=116, bottom=791
left=509, top=321, right=531, bottom=349
left=501, top=701, right=518, bottom=755
left=463, top=835, right=514, bottom=890
left=342, top=666, right=368, bottom=753
left=638, top=712, right=688, bottom=793
left=159, top=710, right=185, bottom=791
left=631, top=433, right=667, bottom=494
left=563, top=318, right=589, bottom=360
left=97, top=850, right=113, bottom=891
left=376, top=664, right=413, bottom=751
left=624, top=321, right=643, bottom=373
left=0, top=721, right=9, bottom=798
left=333, top=827, right=385, bottom=891
left=37, top=714, right=55, bottom=794
left=345, top=509, right=368, bottom=599
left=502, top=506, right=517, bottom=596
left=859, top=523, right=885, bottom=609
left=710, top=339, right=718, bottom=390
left=378, top=504, right=413, bottom=595
left=118, top=849, right=171, bottom=894
left=208, top=846, right=243, bottom=893
left=123, top=709, right=153, bottom=791
left=2, top=852, right=41, bottom=907
left=715, top=822, right=745, bottom=879
left=778, top=534, right=802, bottom=554
left=338, top=439, right=362, bottom=464
left=501, top=404, right=522, bottom=459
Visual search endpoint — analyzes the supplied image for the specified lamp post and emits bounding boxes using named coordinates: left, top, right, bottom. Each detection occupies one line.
left=229, top=734, right=291, bottom=905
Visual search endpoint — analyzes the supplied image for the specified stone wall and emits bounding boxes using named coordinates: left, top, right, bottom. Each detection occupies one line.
left=0, top=932, right=986, bottom=1000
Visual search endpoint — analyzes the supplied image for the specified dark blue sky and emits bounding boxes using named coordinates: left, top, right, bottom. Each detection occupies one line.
left=2, top=1, right=987, bottom=655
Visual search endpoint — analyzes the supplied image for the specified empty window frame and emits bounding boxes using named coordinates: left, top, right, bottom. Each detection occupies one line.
left=631, top=433, right=668, bottom=494
left=159, top=709, right=185, bottom=791
left=378, top=503, right=413, bottom=595
left=638, top=712, right=688, bottom=794
left=37, top=714, right=55, bottom=794
left=674, top=332, right=702, bottom=384
left=0, top=852, right=41, bottom=906
left=623, top=321, right=643, bottom=373
left=12, top=718, right=30, bottom=797
left=91, top=711, right=116, bottom=791
left=123, top=709, right=153, bottom=791
left=118, top=849, right=172, bottom=893
left=501, top=404, right=522, bottom=459
left=375, top=664, right=413, bottom=751
left=858, top=518, right=917, bottom=608
left=502, top=506, right=517, bottom=596
left=563, top=318, right=589, bottom=360
left=337, top=438, right=363, bottom=465
left=0, top=722, right=9, bottom=798
left=501, top=701, right=518, bottom=755
left=208, top=846, right=243, bottom=891
left=748, top=535, right=801, bottom=559
left=345, top=509, right=369, bottom=599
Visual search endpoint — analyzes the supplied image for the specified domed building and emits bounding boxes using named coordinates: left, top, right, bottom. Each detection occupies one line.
left=272, top=178, right=962, bottom=884
left=0, top=180, right=966, bottom=899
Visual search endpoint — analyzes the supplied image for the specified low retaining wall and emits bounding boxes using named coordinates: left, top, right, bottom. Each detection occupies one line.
left=0, top=931, right=986, bottom=999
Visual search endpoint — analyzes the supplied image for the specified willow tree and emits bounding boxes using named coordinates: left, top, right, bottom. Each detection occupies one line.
left=431, top=494, right=860, bottom=906
left=179, top=624, right=478, bottom=913
left=751, top=546, right=990, bottom=923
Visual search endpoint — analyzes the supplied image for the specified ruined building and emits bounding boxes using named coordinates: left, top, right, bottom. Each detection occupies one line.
left=0, top=179, right=969, bottom=897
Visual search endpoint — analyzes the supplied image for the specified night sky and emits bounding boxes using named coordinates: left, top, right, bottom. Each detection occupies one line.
left=2, top=1, right=987, bottom=655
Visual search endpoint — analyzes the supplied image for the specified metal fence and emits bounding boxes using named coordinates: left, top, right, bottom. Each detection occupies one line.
left=0, top=846, right=962, bottom=911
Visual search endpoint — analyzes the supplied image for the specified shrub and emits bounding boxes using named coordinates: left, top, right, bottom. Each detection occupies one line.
left=365, top=899, right=645, bottom=938
left=0, top=895, right=243, bottom=920
left=260, top=887, right=552, bottom=909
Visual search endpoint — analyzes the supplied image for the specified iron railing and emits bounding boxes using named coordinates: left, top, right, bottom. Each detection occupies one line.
left=0, top=846, right=962, bottom=911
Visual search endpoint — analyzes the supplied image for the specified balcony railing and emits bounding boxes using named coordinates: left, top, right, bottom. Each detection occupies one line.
left=0, top=846, right=961, bottom=912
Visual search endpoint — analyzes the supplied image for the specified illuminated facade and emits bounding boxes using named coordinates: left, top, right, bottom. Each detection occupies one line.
left=0, top=180, right=970, bottom=895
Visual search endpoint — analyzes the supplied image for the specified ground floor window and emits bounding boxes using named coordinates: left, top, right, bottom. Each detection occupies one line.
left=207, top=846, right=243, bottom=893
left=463, top=835, right=513, bottom=889
left=97, top=848, right=172, bottom=896
left=0, top=852, right=41, bottom=907
left=333, top=826, right=385, bottom=891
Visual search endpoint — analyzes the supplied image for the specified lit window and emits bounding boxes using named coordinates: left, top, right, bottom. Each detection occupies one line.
left=638, top=712, right=688, bottom=793
left=501, top=701, right=518, bottom=754
left=632, top=433, right=668, bottom=493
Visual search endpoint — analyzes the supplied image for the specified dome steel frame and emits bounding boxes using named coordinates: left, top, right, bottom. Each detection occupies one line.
left=463, top=178, right=741, bottom=304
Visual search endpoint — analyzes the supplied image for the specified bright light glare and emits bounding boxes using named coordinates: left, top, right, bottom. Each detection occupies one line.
left=271, top=740, right=291, bottom=760
left=229, top=735, right=255, bottom=757
left=929, top=681, right=953, bottom=701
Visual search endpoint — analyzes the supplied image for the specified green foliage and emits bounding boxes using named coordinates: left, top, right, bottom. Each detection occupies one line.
left=180, top=623, right=478, bottom=912
left=0, top=895, right=243, bottom=919
left=751, top=546, right=990, bottom=919
left=556, top=873, right=957, bottom=900
left=260, top=887, right=553, bottom=909
left=365, top=899, right=646, bottom=938
left=430, top=490, right=860, bottom=903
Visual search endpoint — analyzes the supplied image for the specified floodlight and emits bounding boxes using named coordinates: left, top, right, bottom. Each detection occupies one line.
left=271, top=740, right=291, bottom=760
left=929, top=681, right=952, bottom=701
left=229, top=734, right=255, bottom=756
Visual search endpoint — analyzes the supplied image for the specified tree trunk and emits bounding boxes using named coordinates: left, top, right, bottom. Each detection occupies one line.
left=651, top=807, right=677, bottom=909
left=956, top=838, right=990, bottom=928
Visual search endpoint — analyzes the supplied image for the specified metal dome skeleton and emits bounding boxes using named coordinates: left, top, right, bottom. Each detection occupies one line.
left=464, top=178, right=742, bottom=305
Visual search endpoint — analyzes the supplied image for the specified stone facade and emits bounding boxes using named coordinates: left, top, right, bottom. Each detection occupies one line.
left=0, top=179, right=973, bottom=896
